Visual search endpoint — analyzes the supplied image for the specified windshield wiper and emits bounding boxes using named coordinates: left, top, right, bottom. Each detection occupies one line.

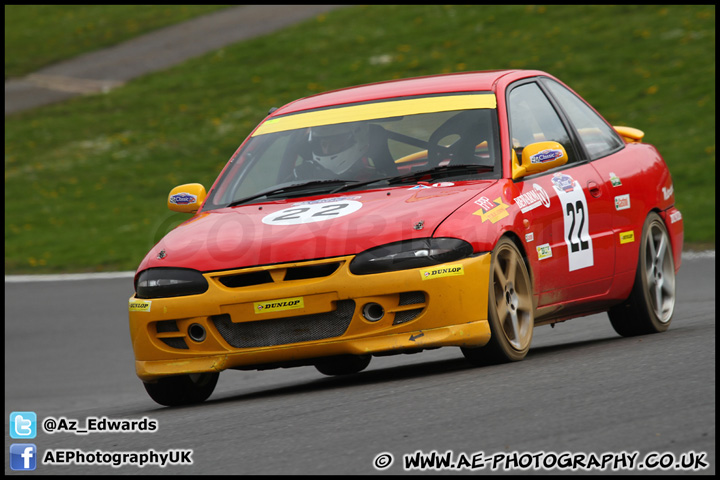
left=227, top=179, right=359, bottom=207
left=331, top=164, right=493, bottom=193
left=387, top=164, right=493, bottom=185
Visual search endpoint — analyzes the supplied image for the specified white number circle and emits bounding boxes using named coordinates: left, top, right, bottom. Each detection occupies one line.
left=262, top=200, right=363, bottom=226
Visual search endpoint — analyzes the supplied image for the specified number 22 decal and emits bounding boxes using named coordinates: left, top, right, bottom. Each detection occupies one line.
left=553, top=176, right=594, bottom=271
left=262, top=200, right=363, bottom=225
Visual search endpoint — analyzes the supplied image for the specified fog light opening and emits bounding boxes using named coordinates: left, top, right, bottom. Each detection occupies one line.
left=362, top=303, right=385, bottom=322
left=188, top=323, right=207, bottom=342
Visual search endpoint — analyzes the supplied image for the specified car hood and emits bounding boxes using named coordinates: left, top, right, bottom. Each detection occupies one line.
left=138, top=181, right=494, bottom=273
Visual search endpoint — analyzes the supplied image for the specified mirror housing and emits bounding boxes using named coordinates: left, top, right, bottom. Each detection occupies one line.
left=614, top=125, right=644, bottom=144
left=512, top=141, right=568, bottom=180
left=167, top=183, right=206, bottom=213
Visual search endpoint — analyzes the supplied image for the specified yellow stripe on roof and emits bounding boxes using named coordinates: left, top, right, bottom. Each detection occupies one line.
left=253, top=93, right=497, bottom=136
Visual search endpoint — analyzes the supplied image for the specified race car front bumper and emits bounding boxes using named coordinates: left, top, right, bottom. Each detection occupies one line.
left=128, top=253, right=492, bottom=381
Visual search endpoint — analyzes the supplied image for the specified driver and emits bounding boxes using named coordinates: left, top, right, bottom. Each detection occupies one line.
left=294, top=123, right=377, bottom=181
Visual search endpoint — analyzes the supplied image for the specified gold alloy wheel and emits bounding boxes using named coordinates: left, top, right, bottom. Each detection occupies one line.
left=491, top=239, right=534, bottom=352
left=463, top=237, right=534, bottom=365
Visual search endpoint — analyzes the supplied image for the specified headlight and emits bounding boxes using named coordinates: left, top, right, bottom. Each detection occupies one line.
left=350, top=238, right=473, bottom=275
left=135, top=268, right=209, bottom=298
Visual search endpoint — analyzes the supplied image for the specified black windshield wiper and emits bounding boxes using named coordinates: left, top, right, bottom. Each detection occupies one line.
left=387, top=164, right=493, bottom=185
left=330, top=164, right=494, bottom=194
left=227, top=179, right=359, bottom=207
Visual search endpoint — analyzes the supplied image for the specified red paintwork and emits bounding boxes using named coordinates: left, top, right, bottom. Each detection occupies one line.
left=137, top=182, right=493, bottom=273
left=136, top=70, right=682, bottom=318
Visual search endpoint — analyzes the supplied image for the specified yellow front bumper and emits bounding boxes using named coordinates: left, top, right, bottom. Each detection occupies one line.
left=129, top=253, right=492, bottom=381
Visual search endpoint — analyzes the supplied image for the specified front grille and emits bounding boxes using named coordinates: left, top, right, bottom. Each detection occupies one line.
left=160, top=337, right=189, bottom=349
left=155, top=320, right=188, bottom=349
left=217, top=261, right=342, bottom=288
left=393, top=308, right=424, bottom=325
left=211, top=300, right=355, bottom=348
left=394, top=291, right=426, bottom=325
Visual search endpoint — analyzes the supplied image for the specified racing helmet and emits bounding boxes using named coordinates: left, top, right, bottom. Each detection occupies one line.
left=309, top=123, right=369, bottom=175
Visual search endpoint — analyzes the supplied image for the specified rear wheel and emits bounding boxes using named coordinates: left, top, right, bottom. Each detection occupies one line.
left=143, top=372, right=219, bottom=407
left=609, top=212, right=675, bottom=336
left=315, top=354, right=371, bottom=376
left=463, top=237, right=534, bottom=365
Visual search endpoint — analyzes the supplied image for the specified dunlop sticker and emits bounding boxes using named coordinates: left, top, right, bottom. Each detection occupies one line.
left=420, top=264, right=464, bottom=280
left=254, top=296, right=304, bottom=314
left=129, top=299, right=152, bottom=312
left=619, top=231, right=635, bottom=244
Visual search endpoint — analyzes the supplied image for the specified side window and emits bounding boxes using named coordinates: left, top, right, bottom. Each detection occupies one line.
left=508, top=82, right=576, bottom=164
left=544, top=79, right=624, bottom=159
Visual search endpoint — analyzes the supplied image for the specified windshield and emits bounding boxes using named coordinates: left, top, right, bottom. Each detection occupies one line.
left=204, top=93, right=500, bottom=210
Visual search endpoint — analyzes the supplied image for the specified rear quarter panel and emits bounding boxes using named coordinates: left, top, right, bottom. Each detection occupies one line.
left=589, top=142, right=682, bottom=275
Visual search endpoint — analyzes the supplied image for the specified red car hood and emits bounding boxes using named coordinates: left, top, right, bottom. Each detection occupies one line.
left=138, top=181, right=494, bottom=273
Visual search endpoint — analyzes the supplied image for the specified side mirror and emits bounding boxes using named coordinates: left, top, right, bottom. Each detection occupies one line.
left=512, top=141, right=568, bottom=180
left=167, top=183, right=206, bottom=213
left=613, top=125, right=644, bottom=144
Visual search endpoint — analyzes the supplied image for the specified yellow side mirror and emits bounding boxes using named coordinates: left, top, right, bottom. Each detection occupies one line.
left=167, top=183, right=206, bottom=213
left=512, top=141, right=568, bottom=180
left=613, top=126, right=644, bottom=143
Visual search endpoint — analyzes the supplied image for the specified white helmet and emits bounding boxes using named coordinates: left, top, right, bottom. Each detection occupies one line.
left=310, top=123, right=369, bottom=175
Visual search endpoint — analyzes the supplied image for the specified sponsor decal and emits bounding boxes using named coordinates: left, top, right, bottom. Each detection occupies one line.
left=169, top=193, right=197, bottom=205
left=662, top=184, right=674, bottom=200
left=129, top=299, right=152, bottom=312
left=614, top=194, right=631, bottom=211
left=472, top=197, right=509, bottom=223
left=553, top=174, right=594, bottom=271
left=420, top=264, right=464, bottom=280
left=619, top=231, right=635, bottom=244
left=537, top=243, right=552, bottom=260
left=669, top=211, right=683, bottom=224
left=254, top=296, right=304, bottom=314
left=408, top=182, right=454, bottom=190
left=513, top=183, right=551, bottom=213
left=262, top=200, right=362, bottom=225
left=609, top=172, right=622, bottom=187
left=525, top=232, right=534, bottom=243
left=551, top=172, right=575, bottom=193
left=530, top=149, right=564, bottom=164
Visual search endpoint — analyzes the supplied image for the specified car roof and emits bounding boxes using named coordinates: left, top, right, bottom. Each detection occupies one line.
left=271, top=70, right=542, bottom=116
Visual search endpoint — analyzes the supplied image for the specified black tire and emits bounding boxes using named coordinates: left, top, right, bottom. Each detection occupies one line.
left=462, top=237, right=534, bottom=366
left=609, top=212, right=676, bottom=336
left=315, top=354, right=371, bottom=376
left=143, top=372, right=219, bottom=407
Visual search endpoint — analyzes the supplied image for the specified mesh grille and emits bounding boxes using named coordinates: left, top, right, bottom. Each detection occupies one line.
left=399, top=291, right=426, bottom=306
left=393, top=308, right=424, bottom=325
left=160, top=338, right=189, bottom=349
left=212, top=300, right=356, bottom=348
left=156, top=320, right=179, bottom=333
left=394, top=291, right=426, bottom=325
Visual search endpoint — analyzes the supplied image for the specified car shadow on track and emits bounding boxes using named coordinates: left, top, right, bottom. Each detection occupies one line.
left=194, top=334, right=625, bottom=407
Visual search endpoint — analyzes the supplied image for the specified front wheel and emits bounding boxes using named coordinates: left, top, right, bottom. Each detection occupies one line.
left=608, top=212, right=676, bottom=336
left=143, top=372, right=219, bottom=407
left=463, top=237, right=534, bottom=365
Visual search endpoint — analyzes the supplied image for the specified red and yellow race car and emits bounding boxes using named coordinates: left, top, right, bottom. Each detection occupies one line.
left=128, top=70, right=683, bottom=406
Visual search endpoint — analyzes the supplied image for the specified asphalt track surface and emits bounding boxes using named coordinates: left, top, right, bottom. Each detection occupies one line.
left=4, top=254, right=715, bottom=475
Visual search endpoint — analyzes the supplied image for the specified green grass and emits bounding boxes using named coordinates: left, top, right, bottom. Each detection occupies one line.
left=4, top=5, right=715, bottom=274
left=4, top=5, right=231, bottom=79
